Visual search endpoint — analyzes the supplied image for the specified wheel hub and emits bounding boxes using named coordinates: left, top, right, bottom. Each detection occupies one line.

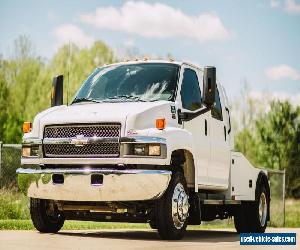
left=172, top=183, right=189, bottom=229
left=259, top=192, right=267, bottom=227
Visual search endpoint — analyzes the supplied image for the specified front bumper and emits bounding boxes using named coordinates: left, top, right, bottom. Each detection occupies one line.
left=17, top=168, right=171, bottom=201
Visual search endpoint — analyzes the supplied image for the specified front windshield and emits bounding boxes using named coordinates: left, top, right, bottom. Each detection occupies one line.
left=72, top=63, right=179, bottom=103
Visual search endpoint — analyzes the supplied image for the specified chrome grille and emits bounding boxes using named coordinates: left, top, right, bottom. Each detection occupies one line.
left=44, top=124, right=120, bottom=138
left=44, top=143, right=119, bottom=158
left=43, top=124, right=121, bottom=158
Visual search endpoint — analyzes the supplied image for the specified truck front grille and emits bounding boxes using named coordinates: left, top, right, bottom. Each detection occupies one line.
left=44, top=143, right=120, bottom=158
left=44, top=124, right=120, bottom=138
left=43, top=124, right=121, bottom=158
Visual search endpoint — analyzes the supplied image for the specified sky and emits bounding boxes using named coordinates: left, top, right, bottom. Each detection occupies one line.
left=0, top=0, right=300, bottom=103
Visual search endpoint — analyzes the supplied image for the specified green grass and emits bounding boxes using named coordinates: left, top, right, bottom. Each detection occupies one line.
left=0, top=189, right=299, bottom=230
left=285, top=199, right=300, bottom=227
left=0, top=189, right=30, bottom=220
left=0, top=220, right=151, bottom=230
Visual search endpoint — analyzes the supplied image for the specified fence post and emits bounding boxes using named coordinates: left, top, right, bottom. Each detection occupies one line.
left=283, top=169, right=286, bottom=227
left=0, top=141, right=2, bottom=188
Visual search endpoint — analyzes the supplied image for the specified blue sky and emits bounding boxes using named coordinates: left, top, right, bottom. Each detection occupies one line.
left=1, top=0, right=299, bottom=102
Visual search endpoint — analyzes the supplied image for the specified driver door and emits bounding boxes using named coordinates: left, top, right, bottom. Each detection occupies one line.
left=178, top=65, right=211, bottom=186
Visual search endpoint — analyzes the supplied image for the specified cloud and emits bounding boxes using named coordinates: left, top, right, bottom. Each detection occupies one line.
left=80, top=1, right=231, bottom=42
left=270, top=0, right=280, bottom=8
left=53, top=24, right=94, bottom=48
left=270, top=0, right=300, bottom=14
left=285, top=0, right=300, bottom=13
left=265, top=64, right=300, bottom=81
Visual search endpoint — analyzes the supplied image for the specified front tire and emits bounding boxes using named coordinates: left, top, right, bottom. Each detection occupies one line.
left=156, top=172, right=189, bottom=240
left=30, top=198, right=65, bottom=233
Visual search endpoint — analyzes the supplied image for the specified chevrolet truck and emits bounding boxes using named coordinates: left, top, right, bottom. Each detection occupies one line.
left=17, top=60, right=270, bottom=240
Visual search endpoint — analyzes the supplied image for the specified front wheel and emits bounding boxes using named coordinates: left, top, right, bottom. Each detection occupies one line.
left=156, top=172, right=189, bottom=240
left=30, top=198, right=65, bottom=233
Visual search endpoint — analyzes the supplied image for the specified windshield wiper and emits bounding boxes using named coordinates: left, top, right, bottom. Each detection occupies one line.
left=104, top=95, right=146, bottom=102
left=71, top=97, right=102, bottom=104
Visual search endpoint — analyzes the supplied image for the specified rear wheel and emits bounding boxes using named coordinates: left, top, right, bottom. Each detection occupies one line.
left=156, top=172, right=189, bottom=240
left=234, top=202, right=249, bottom=233
left=234, top=180, right=269, bottom=233
left=248, top=185, right=268, bottom=232
left=30, top=198, right=65, bottom=233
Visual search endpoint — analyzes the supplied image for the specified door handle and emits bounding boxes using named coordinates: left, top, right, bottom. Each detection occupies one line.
left=205, top=119, right=207, bottom=136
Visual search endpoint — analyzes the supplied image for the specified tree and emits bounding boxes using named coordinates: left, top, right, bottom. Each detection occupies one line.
left=0, top=59, right=9, bottom=141
left=255, top=101, right=300, bottom=197
left=233, top=82, right=262, bottom=166
left=0, top=36, right=116, bottom=143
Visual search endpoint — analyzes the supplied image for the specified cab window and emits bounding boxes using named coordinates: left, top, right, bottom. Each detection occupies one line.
left=180, top=68, right=202, bottom=111
left=211, top=88, right=223, bottom=121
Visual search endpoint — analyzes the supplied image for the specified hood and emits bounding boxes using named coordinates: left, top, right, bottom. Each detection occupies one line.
left=30, top=101, right=176, bottom=138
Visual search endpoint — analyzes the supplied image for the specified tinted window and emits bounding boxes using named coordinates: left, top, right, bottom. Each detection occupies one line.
left=211, top=88, right=223, bottom=120
left=180, top=69, right=202, bottom=111
left=73, top=63, right=179, bottom=103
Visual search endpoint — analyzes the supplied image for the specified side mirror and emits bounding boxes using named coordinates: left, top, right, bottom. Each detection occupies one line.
left=51, top=75, right=64, bottom=107
left=203, top=66, right=216, bottom=107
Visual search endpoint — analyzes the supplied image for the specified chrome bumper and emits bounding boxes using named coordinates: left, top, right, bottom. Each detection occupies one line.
left=17, top=168, right=171, bottom=201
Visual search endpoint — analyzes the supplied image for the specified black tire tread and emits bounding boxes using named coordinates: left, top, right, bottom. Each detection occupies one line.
left=30, top=198, right=64, bottom=233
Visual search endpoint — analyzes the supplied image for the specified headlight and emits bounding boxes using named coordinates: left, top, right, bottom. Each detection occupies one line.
left=133, top=144, right=147, bottom=156
left=132, top=144, right=161, bottom=156
left=121, top=143, right=163, bottom=157
left=22, top=145, right=39, bottom=157
left=133, top=144, right=160, bottom=156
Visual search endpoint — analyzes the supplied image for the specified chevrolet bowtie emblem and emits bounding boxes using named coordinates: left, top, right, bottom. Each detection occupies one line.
left=70, top=135, right=88, bottom=146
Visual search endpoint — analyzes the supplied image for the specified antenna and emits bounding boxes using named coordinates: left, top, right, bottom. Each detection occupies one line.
left=67, top=41, right=71, bottom=105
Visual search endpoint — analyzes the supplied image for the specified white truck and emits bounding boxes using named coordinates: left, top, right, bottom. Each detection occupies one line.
left=17, top=60, right=270, bottom=240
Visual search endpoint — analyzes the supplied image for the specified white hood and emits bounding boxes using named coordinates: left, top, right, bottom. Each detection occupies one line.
left=29, top=101, right=176, bottom=138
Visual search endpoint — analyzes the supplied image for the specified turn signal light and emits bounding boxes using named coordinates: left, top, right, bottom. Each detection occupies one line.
left=156, top=118, right=166, bottom=130
left=22, top=122, right=32, bottom=133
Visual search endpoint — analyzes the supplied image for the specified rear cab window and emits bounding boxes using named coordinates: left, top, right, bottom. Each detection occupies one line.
left=211, top=88, right=223, bottom=121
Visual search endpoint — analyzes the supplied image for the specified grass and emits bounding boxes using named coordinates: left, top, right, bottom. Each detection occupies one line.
left=0, top=188, right=299, bottom=230
left=0, top=220, right=151, bottom=230
left=0, top=189, right=30, bottom=220
left=285, top=199, right=300, bottom=227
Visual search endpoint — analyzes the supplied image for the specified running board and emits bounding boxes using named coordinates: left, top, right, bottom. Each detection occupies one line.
left=202, top=199, right=241, bottom=205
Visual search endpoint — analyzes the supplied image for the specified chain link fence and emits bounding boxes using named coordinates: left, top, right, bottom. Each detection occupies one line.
left=0, top=143, right=286, bottom=226
left=268, top=169, right=286, bottom=227
left=0, top=143, right=22, bottom=189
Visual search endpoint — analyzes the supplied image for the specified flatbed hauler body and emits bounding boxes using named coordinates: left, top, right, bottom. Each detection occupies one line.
left=17, top=60, right=270, bottom=240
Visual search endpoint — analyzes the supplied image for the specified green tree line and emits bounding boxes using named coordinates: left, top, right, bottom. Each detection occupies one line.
left=0, top=36, right=115, bottom=143
left=234, top=91, right=300, bottom=198
left=0, top=36, right=299, bottom=198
